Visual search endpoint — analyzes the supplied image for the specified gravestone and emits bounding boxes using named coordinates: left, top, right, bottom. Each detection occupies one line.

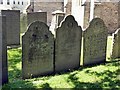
left=58, top=16, right=65, bottom=27
left=22, top=21, right=54, bottom=79
left=111, top=28, right=120, bottom=58
left=0, top=16, right=8, bottom=86
left=27, top=12, right=47, bottom=26
left=20, top=14, right=27, bottom=33
left=55, top=15, right=82, bottom=72
left=83, top=18, right=108, bottom=65
left=1, top=10, right=20, bottom=45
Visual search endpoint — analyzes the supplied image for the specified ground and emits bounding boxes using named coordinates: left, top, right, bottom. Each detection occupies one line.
left=1, top=36, right=120, bottom=89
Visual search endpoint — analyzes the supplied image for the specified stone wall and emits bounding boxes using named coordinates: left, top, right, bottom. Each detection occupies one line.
left=94, top=2, right=119, bottom=33
left=66, top=1, right=120, bottom=33
left=65, top=0, right=72, bottom=15
left=33, top=0, right=64, bottom=26
left=85, top=2, right=119, bottom=33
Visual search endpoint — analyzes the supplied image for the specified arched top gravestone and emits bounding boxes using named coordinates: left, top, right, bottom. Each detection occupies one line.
left=59, top=15, right=80, bottom=29
left=84, top=18, right=107, bottom=35
left=55, top=15, right=82, bottom=72
left=83, top=18, right=108, bottom=65
left=22, top=21, right=54, bottom=79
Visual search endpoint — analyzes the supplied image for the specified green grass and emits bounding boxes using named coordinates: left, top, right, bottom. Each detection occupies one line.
left=2, top=36, right=120, bottom=89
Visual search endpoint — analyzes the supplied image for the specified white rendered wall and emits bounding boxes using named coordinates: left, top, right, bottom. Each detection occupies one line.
left=71, top=0, right=85, bottom=29
left=0, top=0, right=30, bottom=12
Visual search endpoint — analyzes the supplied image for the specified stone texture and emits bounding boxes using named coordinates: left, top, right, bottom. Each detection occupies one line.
left=33, top=0, right=64, bottom=26
left=1, top=10, right=20, bottom=45
left=58, top=16, right=65, bottom=27
left=22, top=21, right=54, bottom=79
left=20, top=14, right=27, bottom=33
left=55, top=15, right=82, bottom=72
left=65, top=0, right=72, bottom=15
left=20, top=12, right=47, bottom=33
left=65, top=1, right=119, bottom=33
left=118, top=1, right=120, bottom=28
left=27, top=12, right=47, bottom=26
left=0, top=16, right=8, bottom=86
left=83, top=18, right=108, bottom=66
left=50, top=14, right=65, bottom=36
left=111, top=28, right=120, bottom=58
left=84, top=2, right=119, bottom=33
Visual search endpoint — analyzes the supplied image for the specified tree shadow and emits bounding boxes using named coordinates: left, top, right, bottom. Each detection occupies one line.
left=9, top=68, right=22, bottom=81
left=7, top=48, right=22, bottom=80
left=67, top=61, right=120, bottom=89
left=2, top=80, right=36, bottom=89
left=84, top=69, right=120, bottom=89
left=8, top=48, right=22, bottom=66
left=67, top=72, right=102, bottom=89
left=40, top=83, right=52, bottom=90
left=107, top=57, right=120, bottom=66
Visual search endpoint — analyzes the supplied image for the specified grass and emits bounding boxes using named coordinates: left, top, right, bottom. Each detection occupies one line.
left=1, top=36, right=120, bottom=89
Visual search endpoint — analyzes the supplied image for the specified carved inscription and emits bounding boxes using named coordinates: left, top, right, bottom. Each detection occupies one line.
left=22, top=21, right=54, bottom=79
left=55, top=15, right=82, bottom=72
left=83, top=18, right=108, bottom=65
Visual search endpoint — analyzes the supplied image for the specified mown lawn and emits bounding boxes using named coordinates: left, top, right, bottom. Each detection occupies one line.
left=2, top=36, right=120, bottom=89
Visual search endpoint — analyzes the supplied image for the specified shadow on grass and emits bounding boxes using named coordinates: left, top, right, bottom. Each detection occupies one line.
left=8, top=49, right=22, bottom=81
left=85, top=70, right=120, bottom=89
left=2, top=80, right=36, bottom=89
left=6, top=47, right=120, bottom=89
left=9, top=68, right=22, bottom=81
left=67, top=61, right=120, bottom=89
left=8, top=48, right=22, bottom=67
left=40, top=83, right=52, bottom=90
left=67, top=72, right=102, bottom=89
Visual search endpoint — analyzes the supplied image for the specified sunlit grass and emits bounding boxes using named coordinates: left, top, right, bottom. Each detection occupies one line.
left=2, top=36, right=120, bottom=89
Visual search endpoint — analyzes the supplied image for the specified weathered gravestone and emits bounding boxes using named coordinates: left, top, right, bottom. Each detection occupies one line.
left=21, top=12, right=47, bottom=33
left=20, top=14, right=27, bottom=33
left=83, top=18, right=108, bottom=65
left=27, top=12, right=47, bottom=26
left=1, top=10, right=20, bottom=45
left=0, top=16, right=8, bottom=86
left=22, top=21, right=54, bottom=79
left=55, top=15, right=82, bottom=72
left=111, top=28, right=120, bottom=58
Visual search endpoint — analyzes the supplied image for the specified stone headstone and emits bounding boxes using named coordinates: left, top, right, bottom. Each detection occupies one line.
left=83, top=18, right=108, bottom=65
left=27, top=12, right=47, bottom=26
left=0, top=16, right=8, bottom=86
left=1, top=10, right=20, bottom=45
left=58, top=16, right=65, bottom=27
left=111, top=28, right=120, bottom=58
left=22, top=21, right=54, bottom=79
left=20, top=14, right=27, bottom=33
left=55, top=15, right=82, bottom=72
